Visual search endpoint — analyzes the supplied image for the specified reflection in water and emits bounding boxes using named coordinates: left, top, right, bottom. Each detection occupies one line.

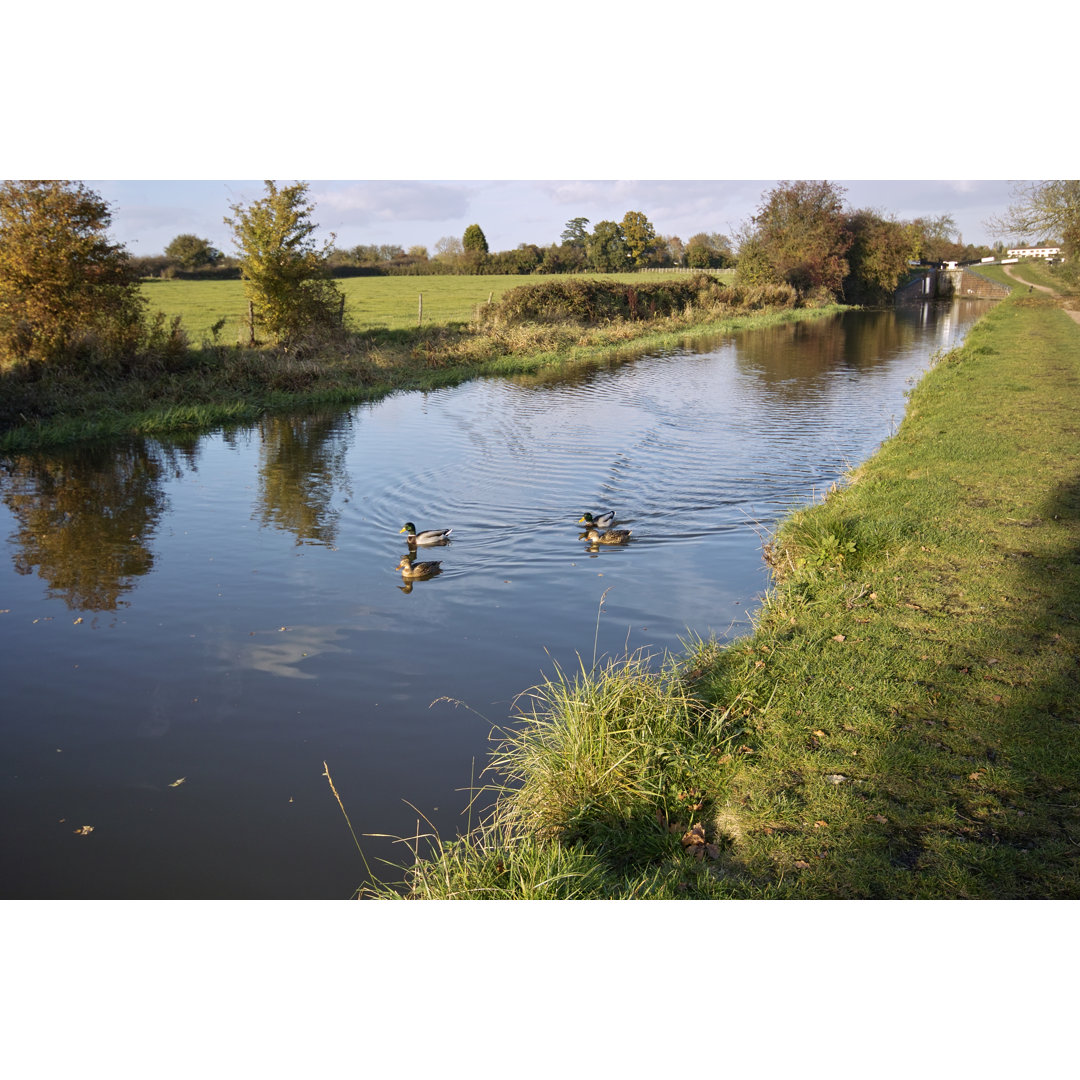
left=0, top=440, right=171, bottom=610
left=254, top=412, right=353, bottom=547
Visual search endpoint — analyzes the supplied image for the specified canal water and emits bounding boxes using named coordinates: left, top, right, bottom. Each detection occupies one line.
left=0, top=301, right=993, bottom=898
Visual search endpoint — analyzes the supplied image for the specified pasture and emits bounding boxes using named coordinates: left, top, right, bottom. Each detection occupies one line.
left=140, top=271, right=734, bottom=344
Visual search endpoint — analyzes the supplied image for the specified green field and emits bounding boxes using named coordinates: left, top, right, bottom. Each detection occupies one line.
left=141, top=271, right=735, bottom=344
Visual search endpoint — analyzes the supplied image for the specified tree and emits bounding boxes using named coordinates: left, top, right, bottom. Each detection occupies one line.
left=164, top=233, right=222, bottom=270
left=741, top=180, right=851, bottom=297
left=434, top=236, right=464, bottom=261
left=843, top=210, right=920, bottom=303
left=987, top=180, right=1080, bottom=266
left=462, top=224, right=489, bottom=254
left=587, top=220, right=630, bottom=273
left=224, top=181, right=342, bottom=343
left=561, top=217, right=591, bottom=246
left=909, top=214, right=958, bottom=264
left=621, top=210, right=658, bottom=267
left=0, top=180, right=147, bottom=366
left=686, top=231, right=735, bottom=269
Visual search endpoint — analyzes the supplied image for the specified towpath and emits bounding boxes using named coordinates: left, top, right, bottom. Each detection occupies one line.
left=1003, top=262, right=1080, bottom=324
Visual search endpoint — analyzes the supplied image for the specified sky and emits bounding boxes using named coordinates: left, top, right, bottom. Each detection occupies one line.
left=87, top=178, right=1030, bottom=258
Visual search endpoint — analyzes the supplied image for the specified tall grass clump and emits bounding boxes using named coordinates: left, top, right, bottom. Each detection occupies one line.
left=492, top=651, right=735, bottom=844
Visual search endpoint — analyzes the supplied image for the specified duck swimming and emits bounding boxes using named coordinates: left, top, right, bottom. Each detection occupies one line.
left=400, top=522, right=453, bottom=545
left=396, top=555, right=443, bottom=579
left=578, top=511, right=616, bottom=529
left=584, top=526, right=632, bottom=545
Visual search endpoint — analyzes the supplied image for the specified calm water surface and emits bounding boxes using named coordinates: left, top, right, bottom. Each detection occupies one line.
left=0, top=302, right=993, bottom=897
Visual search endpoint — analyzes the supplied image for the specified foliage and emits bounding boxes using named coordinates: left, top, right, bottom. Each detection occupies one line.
left=843, top=210, right=921, bottom=303
left=560, top=217, right=590, bottom=246
left=490, top=274, right=725, bottom=325
left=0, top=180, right=148, bottom=368
left=462, top=223, right=489, bottom=254
left=620, top=210, right=658, bottom=268
left=686, top=232, right=734, bottom=269
left=164, top=233, right=222, bottom=270
left=224, top=181, right=343, bottom=344
left=739, top=180, right=852, bottom=298
left=587, top=220, right=630, bottom=273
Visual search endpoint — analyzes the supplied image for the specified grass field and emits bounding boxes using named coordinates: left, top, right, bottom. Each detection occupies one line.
left=141, top=271, right=735, bottom=344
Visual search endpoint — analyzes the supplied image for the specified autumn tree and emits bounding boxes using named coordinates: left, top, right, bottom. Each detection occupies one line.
left=0, top=180, right=147, bottom=366
left=739, top=180, right=852, bottom=298
left=165, top=233, right=222, bottom=270
left=621, top=210, right=658, bottom=267
left=224, top=181, right=343, bottom=344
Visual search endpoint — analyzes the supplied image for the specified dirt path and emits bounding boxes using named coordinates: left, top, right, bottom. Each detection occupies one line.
left=1003, top=263, right=1080, bottom=324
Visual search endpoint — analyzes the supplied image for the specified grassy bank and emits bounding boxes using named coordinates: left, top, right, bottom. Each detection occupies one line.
left=358, top=289, right=1080, bottom=899
left=0, top=276, right=818, bottom=453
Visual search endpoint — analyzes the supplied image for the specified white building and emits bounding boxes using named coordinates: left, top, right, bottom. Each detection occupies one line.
left=1007, top=246, right=1062, bottom=260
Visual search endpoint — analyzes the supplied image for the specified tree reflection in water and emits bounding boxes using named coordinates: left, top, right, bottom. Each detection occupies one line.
left=0, top=440, right=173, bottom=611
left=253, top=412, right=352, bottom=547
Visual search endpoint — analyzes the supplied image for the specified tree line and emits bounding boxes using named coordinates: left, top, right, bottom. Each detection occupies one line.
left=2, top=179, right=1076, bottom=371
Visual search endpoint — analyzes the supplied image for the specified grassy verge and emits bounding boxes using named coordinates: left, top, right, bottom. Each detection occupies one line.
left=358, top=290, right=1080, bottom=899
left=0, top=285, right=827, bottom=454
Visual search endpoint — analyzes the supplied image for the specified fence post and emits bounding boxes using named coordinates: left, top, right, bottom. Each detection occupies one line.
left=418, top=293, right=423, bottom=327
left=248, top=300, right=255, bottom=346
left=338, top=294, right=346, bottom=328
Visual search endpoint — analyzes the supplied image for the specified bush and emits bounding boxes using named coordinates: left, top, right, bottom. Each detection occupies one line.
left=490, top=274, right=726, bottom=326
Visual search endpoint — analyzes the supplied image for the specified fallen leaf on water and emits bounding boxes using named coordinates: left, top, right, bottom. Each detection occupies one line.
left=74, top=825, right=94, bottom=836
left=73, top=617, right=83, bottom=625
left=168, top=777, right=186, bottom=788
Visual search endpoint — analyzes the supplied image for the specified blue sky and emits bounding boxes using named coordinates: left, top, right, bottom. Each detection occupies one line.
left=87, top=179, right=1027, bottom=258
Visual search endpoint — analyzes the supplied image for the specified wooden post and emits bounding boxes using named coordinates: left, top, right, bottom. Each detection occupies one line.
left=248, top=300, right=255, bottom=346
left=418, top=293, right=423, bottom=327
left=338, top=294, right=346, bottom=328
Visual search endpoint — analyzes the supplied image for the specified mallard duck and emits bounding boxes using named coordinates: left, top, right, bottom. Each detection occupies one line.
left=578, top=511, right=616, bottom=529
left=396, top=555, right=442, bottom=579
left=584, top=527, right=632, bottom=545
left=400, top=522, right=453, bottom=545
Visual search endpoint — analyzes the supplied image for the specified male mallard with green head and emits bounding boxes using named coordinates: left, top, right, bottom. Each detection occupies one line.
left=578, top=511, right=616, bottom=529
left=400, top=522, right=453, bottom=546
